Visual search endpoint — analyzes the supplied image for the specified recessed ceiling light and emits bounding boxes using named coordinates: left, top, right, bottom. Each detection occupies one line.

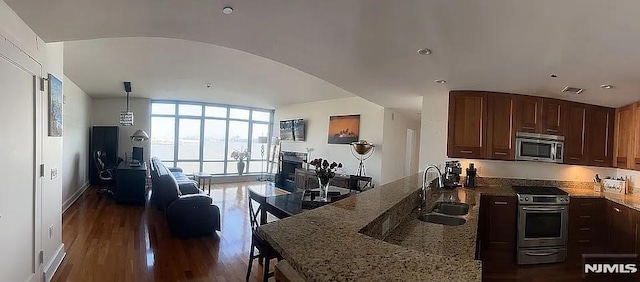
left=550, top=74, right=558, bottom=78
left=222, top=7, right=233, bottom=15
left=417, top=48, right=432, bottom=55
left=600, top=84, right=613, bottom=89
left=206, top=83, right=212, bottom=88
left=435, top=79, right=446, bottom=84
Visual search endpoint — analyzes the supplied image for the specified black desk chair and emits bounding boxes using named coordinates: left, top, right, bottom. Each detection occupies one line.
left=246, top=190, right=281, bottom=282
left=93, top=150, right=115, bottom=198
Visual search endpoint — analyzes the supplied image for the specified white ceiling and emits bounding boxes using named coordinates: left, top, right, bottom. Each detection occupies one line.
left=63, top=37, right=353, bottom=108
left=7, top=0, right=640, bottom=112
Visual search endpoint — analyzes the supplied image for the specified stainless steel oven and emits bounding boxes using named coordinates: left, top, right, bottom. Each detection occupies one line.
left=514, top=186, right=569, bottom=265
left=515, top=132, right=564, bottom=163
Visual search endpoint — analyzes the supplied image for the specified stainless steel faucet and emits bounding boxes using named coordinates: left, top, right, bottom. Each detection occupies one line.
left=421, top=164, right=443, bottom=204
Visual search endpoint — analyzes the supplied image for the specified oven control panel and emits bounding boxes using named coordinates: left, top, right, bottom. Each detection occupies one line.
left=517, top=195, right=570, bottom=205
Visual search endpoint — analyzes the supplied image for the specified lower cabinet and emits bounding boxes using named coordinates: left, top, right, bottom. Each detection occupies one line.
left=479, top=195, right=517, bottom=262
left=606, top=200, right=636, bottom=254
left=567, top=198, right=605, bottom=259
left=479, top=195, right=640, bottom=264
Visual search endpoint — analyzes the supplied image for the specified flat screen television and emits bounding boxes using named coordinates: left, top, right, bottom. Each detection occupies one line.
left=280, top=119, right=305, bottom=141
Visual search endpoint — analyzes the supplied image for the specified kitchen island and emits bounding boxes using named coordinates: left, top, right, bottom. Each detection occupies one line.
left=258, top=174, right=483, bottom=281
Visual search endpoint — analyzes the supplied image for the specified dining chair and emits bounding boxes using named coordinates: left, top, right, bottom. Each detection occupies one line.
left=246, top=190, right=281, bottom=282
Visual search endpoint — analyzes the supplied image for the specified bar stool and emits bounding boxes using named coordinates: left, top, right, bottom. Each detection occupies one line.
left=246, top=190, right=281, bottom=282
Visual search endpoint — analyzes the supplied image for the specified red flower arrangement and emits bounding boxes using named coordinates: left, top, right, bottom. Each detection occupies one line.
left=307, top=158, right=343, bottom=185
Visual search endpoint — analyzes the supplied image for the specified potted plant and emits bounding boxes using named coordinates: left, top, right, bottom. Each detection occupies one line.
left=307, top=158, right=342, bottom=201
left=231, top=147, right=251, bottom=175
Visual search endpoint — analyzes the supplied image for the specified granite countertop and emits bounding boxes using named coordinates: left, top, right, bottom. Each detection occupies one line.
left=258, top=174, right=482, bottom=281
left=258, top=176, right=640, bottom=281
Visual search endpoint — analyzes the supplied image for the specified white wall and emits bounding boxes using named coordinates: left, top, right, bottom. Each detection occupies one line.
left=43, top=41, right=65, bottom=279
left=0, top=1, right=65, bottom=280
left=91, top=98, right=151, bottom=164
left=61, top=76, right=92, bottom=211
left=381, top=109, right=421, bottom=184
left=274, top=97, right=384, bottom=186
left=419, top=90, right=617, bottom=182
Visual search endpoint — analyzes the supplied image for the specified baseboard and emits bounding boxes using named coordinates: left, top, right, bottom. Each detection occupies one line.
left=44, top=243, right=66, bottom=282
left=62, top=181, right=90, bottom=213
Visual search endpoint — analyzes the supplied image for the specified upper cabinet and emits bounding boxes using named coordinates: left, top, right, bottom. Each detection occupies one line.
left=447, top=91, right=615, bottom=168
left=486, top=93, right=514, bottom=160
left=633, top=104, right=640, bottom=170
left=514, top=96, right=542, bottom=133
left=447, top=91, right=486, bottom=159
left=586, top=106, right=614, bottom=167
left=541, top=99, right=564, bottom=136
left=563, top=102, right=588, bottom=165
left=614, top=104, right=634, bottom=168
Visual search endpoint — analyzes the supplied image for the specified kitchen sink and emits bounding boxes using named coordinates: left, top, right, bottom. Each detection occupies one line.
left=431, top=202, right=470, bottom=216
left=418, top=213, right=467, bottom=226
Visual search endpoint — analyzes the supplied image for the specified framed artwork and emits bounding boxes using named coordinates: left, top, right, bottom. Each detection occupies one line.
left=48, top=73, right=63, bottom=137
left=328, top=114, right=360, bottom=144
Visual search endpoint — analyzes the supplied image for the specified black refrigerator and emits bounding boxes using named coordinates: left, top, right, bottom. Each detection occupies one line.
left=90, top=126, right=119, bottom=185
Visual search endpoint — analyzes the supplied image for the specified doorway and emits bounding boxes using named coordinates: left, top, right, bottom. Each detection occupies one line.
left=405, top=128, right=416, bottom=177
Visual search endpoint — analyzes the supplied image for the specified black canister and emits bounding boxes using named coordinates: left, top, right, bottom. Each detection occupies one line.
left=465, top=163, right=477, bottom=188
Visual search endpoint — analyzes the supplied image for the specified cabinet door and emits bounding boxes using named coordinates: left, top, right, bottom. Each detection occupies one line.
left=486, top=93, right=514, bottom=160
left=586, top=106, right=614, bottom=167
left=564, top=103, right=588, bottom=165
left=633, top=103, right=640, bottom=170
left=541, top=99, right=564, bottom=136
left=447, top=91, right=487, bottom=158
left=480, top=195, right=517, bottom=262
left=614, top=104, right=634, bottom=169
left=606, top=201, right=634, bottom=253
left=514, top=96, right=542, bottom=133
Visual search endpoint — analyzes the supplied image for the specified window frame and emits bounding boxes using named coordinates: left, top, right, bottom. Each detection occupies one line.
left=150, top=100, right=273, bottom=176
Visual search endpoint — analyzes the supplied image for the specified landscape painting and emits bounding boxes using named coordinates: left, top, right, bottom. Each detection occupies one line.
left=328, top=115, right=360, bottom=144
left=48, top=73, right=63, bottom=137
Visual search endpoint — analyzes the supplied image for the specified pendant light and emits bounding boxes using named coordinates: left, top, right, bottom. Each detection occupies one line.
left=119, top=81, right=134, bottom=126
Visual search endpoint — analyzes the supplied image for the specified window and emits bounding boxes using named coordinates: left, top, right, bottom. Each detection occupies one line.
left=150, top=116, right=175, bottom=161
left=151, top=101, right=273, bottom=176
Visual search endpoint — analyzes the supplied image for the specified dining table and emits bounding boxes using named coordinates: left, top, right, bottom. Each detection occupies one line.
left=248, top=184, right=354, bottom=225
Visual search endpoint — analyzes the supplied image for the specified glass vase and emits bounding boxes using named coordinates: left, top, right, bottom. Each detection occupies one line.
left=317, top=177, right=330, bottom=202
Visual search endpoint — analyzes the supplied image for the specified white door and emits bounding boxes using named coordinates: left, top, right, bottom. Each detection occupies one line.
left=0, top=55, right=43, bottom=282
left=404, top=128, right=416, bottom=177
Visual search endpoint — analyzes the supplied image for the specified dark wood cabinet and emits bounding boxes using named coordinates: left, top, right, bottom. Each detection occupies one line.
left=606, top=200, right=635, bottom=253
left=447, top=91, right=487, bottom=158
left=633, top=103, right=640, bottom=170
left=514, top=96, right=542, bottom=133
left=446, top=91, right=615, bottom=168
left=568, top=198, right=606, bottom=259
left=563, top=102, right=588, bottom=165
left=614, top=104, right=634, bottom=168
left=541, top=99, right=564, bottom=136
left=486, top=93, right=514, bottom=160
left=586, top=106, right=614, bottom=167
left=479, top=195, right=517, bottom=262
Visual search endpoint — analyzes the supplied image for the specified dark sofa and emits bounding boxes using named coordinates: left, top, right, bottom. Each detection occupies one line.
left=150, top=157, right=221, bottom=237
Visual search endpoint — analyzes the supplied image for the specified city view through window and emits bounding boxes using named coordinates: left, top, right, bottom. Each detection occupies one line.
left=151, top=102, right=273, bottom=175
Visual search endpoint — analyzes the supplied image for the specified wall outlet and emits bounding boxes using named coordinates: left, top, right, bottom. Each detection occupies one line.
left=382, top=216, right=390, bottom=236
left=50, top=168, right=57, bottom=180
left=49, top=225, right=53, bottom=238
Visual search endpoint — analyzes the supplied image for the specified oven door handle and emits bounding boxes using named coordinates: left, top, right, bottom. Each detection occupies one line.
left=524, top=250, right=560, bottom=257
left=521, top=207, right=566, bottom=212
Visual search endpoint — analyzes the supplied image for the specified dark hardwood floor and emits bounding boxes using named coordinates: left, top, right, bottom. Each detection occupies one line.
left=52, top=181, right=274, bottom=282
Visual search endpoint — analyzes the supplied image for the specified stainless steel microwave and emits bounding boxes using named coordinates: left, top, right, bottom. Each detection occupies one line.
left=515, top=132, right=564, bottom=163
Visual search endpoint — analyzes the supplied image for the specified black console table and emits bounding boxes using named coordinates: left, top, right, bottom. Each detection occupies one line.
left=115, top=161, right=147, bottom=205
